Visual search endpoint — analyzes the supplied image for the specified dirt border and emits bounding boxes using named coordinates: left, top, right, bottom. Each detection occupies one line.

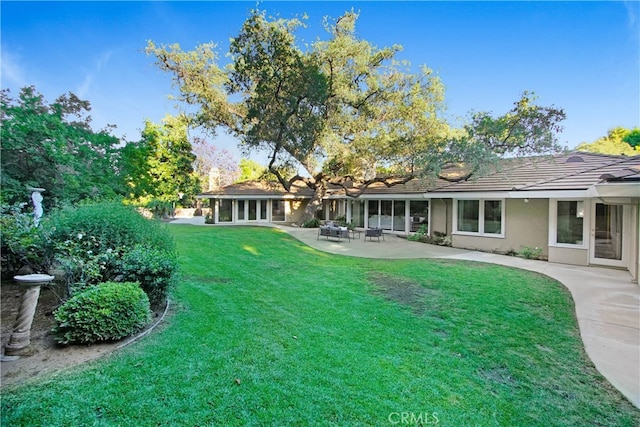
left=1, top=283, right=170, bottom=387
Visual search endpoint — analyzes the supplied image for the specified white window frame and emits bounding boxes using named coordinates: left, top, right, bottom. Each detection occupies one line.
left=452, top=198, right=505, bottom=238
left=548, top=199, right=588, bottom=249
left=270, top=199, right=287, bottom=222
left=408, top=199, right=431, bottom=236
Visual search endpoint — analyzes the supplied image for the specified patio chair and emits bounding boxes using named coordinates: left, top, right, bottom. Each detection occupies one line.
left=364, top=227, right=384, bottom=242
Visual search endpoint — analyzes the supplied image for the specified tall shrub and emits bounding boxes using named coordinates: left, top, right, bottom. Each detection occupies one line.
left=48, top=200, right=177, bottom=300
left=49, top=200, right=175, bottom=253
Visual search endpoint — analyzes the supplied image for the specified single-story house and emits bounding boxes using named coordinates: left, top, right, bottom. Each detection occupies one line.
left=199, top=152, right=640, bottom=282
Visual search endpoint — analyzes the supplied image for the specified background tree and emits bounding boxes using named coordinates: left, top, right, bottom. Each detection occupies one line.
left=236, top=158, right=267, bottom=182
left=576, top=127, right=639, bottom=155
left=147, top=9, right=566, bottom=222
left=191, top=137, right=239, bottom=190
left=622, top=128, right=640, bottom=149
left=138, top=115, right=201, bottom=213
left=118, top=139, right=154, bottom=202
left=431, top=91, right=567, bottom=177
left=1, top=87, right=125, bottom=207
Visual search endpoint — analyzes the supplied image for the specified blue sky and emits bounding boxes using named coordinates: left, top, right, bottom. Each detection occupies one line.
left=2, top=1, right=639, bottom=162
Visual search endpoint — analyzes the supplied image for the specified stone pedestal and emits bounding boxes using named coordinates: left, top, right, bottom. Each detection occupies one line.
left=2, top=274, right=54, bottom=359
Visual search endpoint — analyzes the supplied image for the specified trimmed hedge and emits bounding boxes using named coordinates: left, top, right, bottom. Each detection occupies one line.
left=53, top=282, right=151, bottom=345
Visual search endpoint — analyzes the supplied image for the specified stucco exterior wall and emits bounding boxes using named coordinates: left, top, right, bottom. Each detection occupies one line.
left=287, top=200, right=309, bottom=224
left=451, top=199, right=549, bottom=256
left=430, top=199, right=452, bottom=236
left=548, top=247, right=589, bottom=266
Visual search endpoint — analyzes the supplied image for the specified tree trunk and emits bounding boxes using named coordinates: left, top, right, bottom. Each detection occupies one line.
left=300, top=183, right=326, bottom=225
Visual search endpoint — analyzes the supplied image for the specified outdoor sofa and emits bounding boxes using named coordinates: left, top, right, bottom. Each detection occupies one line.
left=317, top=221, right=351, bottom=242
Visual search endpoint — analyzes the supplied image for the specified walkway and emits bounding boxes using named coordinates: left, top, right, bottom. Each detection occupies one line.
left=171, top=218, right=640, bottom=408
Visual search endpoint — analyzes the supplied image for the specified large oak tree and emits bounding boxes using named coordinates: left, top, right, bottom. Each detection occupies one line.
left=147, top=9, right=566, bottom=222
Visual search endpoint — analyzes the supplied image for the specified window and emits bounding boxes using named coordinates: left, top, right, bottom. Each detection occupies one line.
left=219, top=200, right=232, bottom=222
left=368, top=200, right=379, bottom=225
left=455, top=199, right=504, bottom=236
left=271, top=200, right=285, bottom=222
left=350, top=200, right=365, bottom=228
left=483, top=200, right=502, bottom=234
left=380, top=200, right=393, bottom=230
left=237, top=200, right=245, bottom=220
left=410, top=200, right=429, bottom=233
left=457, top=200, right=479, bottom=232
left=260, top=200, right=267, bottom=220
left=248, top=200, right=257, bottom=220
left=556, top=201, right=584, bottom=245
left=367, top=200, right=406, bottom=231
left=393, top=200, right=405, bottom=232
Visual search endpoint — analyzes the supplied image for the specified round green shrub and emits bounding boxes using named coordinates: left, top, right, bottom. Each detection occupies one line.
left=53, top=282, right=151, bottom=345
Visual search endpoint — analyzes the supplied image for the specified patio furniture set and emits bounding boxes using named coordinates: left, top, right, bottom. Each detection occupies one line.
left=317, top=221, right=385, bottom=243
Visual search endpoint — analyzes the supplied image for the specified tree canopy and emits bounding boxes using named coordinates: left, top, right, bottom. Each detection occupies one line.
left=236, top=159, right=267, bottom=183
left=576, top=127, right=640, bottom=156
left=1, top=86, right=125, bottom=207
left=191, top=137, right=239, bottom=190
left=134, top=115, right=201, bottom=209
left=1, top=85, right=238, bottom=215
left=147, top=9, right=567, bottom=221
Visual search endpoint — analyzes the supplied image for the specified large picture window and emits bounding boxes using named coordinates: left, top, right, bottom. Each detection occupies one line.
left=455, top=199, right=503, bottom=236
left=556, top=201, right=584, bottom=245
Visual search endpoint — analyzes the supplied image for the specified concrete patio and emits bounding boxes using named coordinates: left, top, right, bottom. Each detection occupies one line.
left=171, top=217, right=640, bottom=408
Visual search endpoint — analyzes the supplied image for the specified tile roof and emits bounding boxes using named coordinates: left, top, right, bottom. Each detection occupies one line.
left=199, top=180, right=314, bottom=197
left=426, top=152, right=640, bottom=194
left=345, top=176, right=451, bottom=195
left=202, top=152, right=640, bottom=198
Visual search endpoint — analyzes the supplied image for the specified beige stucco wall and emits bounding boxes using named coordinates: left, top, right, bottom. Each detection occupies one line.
left=451, top=199, right=549, bottom=256
left=548, top=247, right=589, bottom=266
left=287, top=199, right=309, bottom=224
left=430, top=199, right=452, bottom=235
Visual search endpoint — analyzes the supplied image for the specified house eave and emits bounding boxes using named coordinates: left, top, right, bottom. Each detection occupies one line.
left=197, top=194, right=311, bottom=200
left=425, top=190, right=590, bottom=199
left=586, top=182, right=640, bottom=201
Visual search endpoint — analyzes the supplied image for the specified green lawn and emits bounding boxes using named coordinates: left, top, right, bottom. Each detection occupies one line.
left=2, top=226, right=639, bottom=426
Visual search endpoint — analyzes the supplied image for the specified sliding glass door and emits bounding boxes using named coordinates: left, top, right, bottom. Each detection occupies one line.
left=236, top=199, right=268, bottom=222
left=590, top=202, right=626, bottom=267
left=366, top=200, right=412, bottom=232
